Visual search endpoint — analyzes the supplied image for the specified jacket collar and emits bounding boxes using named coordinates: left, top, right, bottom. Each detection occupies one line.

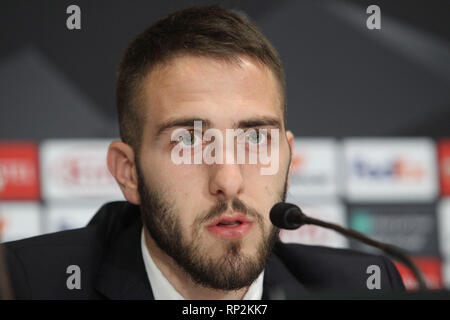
left=262, top=242, right=310, bottom=299
left=93, top=201, right=308, bottom=300
left=94, top=203, right=154, bottom=299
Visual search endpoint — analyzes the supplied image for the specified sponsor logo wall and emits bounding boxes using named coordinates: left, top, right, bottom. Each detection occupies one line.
left=348, top=204, right=439, bottom=256
left=394, top=257, right=443, bottom=290
left=44, top=202, right=106, bottom=233
left=0, top=202, right=41, bottom=242
left=40, top=140, right=123, bottom=201
left=438, top=140, right=450, bottom=196
left=0, top=142, right=40, bottom=200
left=280, top=200, right=348, bottom=248
left=283, top=139, right=347, bottom=248
left=286, top=137, right=448, bottom=290
left=288, top=139, right=339, bottom=200
left=437, top=140, right=450, bottom=289
left=347, top=204, right=441, bottom=290
left=1, top=137, right=450, bottom=291
left=343, top=138, right=438, bottom=202
left=0, top=140, right=124, bottom=242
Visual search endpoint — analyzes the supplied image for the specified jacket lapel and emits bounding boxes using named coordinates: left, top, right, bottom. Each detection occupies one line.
left=262, top=243, right=310, bottom=299
left=94, top=212, right=154, bottom=300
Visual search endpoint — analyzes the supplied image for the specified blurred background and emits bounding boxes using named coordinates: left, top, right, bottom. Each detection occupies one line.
left=0, top=0, right=449, bottom=291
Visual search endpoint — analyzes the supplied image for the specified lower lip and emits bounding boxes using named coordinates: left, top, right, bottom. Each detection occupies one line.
left=206, top=222, right=253, bottom=240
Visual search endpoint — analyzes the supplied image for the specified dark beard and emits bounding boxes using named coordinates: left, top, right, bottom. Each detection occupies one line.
left=136, top=162, right=289, bottom=291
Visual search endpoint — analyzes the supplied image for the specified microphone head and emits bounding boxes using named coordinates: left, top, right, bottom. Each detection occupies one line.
left=270, top=202, right=306, bottom=230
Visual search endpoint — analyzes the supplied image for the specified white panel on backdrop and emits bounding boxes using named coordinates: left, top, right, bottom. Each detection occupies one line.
left=44, top=201, right=105, bottom=233
left=343, top=138, right=438, bottom=202
left=288, top=139, right=338, bottom=200
left=444, top=259, right=450, bottom=290
left=40, top=139, right=124, bottom=201
left=438, top=198, right=450, bottom=258
left=0, top=202, right=41, bottom=242
left=280, top=197, right=348, bottom=248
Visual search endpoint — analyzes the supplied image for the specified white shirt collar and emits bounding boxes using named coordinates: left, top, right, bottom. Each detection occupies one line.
left=141, top=228, right=264, bottom=300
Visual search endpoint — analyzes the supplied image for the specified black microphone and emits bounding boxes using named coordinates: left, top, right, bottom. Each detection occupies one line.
left=270, top=202, right=427, bottom=291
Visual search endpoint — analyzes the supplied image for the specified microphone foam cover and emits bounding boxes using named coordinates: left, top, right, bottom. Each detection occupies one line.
left=270, top=202, right=302, bottom=229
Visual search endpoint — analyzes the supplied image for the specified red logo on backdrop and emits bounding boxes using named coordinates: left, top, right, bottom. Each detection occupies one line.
left=291, top=153, right=305, bottom=174
left=438, top=140, right=450, bottom=196
left=56, top=155, right=115, bottom=186
left=0, top=142, right=40, bottom=200
left=394, top=257, right=442, bottom=290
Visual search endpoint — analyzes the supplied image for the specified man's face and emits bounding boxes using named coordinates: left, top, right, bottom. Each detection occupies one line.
left=137, top=55, right=292, bottom=290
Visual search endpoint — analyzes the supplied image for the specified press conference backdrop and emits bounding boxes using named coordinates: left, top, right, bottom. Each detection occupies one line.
left=0, top=0, right=449, bottom=292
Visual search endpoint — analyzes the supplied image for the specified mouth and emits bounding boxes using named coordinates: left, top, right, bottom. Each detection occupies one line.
left=206, top=213, right=253, bottom=240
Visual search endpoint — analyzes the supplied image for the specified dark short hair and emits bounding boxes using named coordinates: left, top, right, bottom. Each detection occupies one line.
left=116, top=5, right=286, bottom=153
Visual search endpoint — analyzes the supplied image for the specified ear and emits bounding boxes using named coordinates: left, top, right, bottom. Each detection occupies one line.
left=286, top=130, right=294, bottom=159
left=285, top=130, right=295, bottom=178
left=107, top=141, right=141, bottom=205
left=286, top=130, right=294, bottom=153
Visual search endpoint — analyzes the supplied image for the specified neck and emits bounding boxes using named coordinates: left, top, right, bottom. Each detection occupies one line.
left=143, top=227, right=250, bottom=300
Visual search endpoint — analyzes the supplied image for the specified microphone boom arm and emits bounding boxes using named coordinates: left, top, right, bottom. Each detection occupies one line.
left=301, top=215, right=427, bottom=291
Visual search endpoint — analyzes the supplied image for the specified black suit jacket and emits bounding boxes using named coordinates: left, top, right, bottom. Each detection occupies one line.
left=4, top=201, right=405, bottom=299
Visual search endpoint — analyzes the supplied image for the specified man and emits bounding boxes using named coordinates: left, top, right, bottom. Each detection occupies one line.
left=4, top=6, right=404, bottom=299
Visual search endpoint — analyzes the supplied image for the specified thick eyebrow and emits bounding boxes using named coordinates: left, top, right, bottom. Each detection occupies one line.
left=155, top=115, right=282, bottom=137
left=155, top=117, right=212, bottom=137
left=236, top=116, right=282, bottom=129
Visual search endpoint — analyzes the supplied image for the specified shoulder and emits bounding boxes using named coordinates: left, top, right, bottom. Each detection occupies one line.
left=272, top=242, right=405, bottom=292
left=3, top=201, right=138, bottom=299
left=5, top=201, right=138, bottom=255
left=5, top=223, right=101, bottom=261
left=4, top=225, right=102, bottom=299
